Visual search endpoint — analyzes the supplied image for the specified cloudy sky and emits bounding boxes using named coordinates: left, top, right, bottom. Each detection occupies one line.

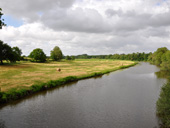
left=0, top=0, right=170, bottom=56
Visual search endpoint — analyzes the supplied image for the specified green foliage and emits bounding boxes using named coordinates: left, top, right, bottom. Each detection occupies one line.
left=66, top=55, right=75, bottom=60
left=149, top=47, right=168, bottom=66
left=12, top=47, right=22, bottom=61
left=50, top=46, right=63, bottom=61
left=149, top=47, right=170, bottom=71
left=0, top=8, right=6, bottom=29
left=0, top=91, right=2, bottom=99
left=75, top=52, right=150, bottom=61
left=29, top=48, right=47, bottom=62
left=0, top=76, right=78, bottom=103
left=150, top=47, right=170, bottom=127
left=160, top=51, right=170, bottom=71
left=157, top=83, right=170, bottom=127
left=0, top=40, right=22, bottom=64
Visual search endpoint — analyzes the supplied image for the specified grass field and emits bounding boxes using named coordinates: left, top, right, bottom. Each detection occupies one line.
left=0, top=59, right=135, bottom=92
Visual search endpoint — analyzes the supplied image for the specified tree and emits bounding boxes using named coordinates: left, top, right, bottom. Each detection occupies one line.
left=152, top=47, right=168, bottom=66
left=29, top=48, right=46, bottom=62
left=160, top=51, right=170, bottom=71
left=0, top=40, right=6, bottom=64
left=0, top=8, right=6, bottom=29
left=71, top=56, right=75, bottom=60
left=50, top=46, right=63, bottom=61
left=66, top=55, right=72, bottom=60
left=0, top=41, right=23, bottom=64
left=0, top=40, right=12, bottom=64
left=12, top=47, right=22, bottom=61
left=65, top=55, right=75, bottom=60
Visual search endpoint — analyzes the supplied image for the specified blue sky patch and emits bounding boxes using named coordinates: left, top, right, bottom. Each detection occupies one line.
left=2, top=15, right=23, bottom=27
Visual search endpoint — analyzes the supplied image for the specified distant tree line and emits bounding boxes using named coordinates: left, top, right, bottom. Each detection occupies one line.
left=0, top=39, right=153, bottom=64
left=75, top=52, right=151, bottom=61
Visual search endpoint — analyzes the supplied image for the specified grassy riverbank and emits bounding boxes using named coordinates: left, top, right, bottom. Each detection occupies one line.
left=0, top=59, right=136, bottom=103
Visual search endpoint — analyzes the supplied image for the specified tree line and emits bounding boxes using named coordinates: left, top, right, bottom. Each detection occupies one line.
left=0, top=41, right=64, bottom=64
left=1, top=39, right=152, bottom=64
left=75, top=52, right=151, bottom=61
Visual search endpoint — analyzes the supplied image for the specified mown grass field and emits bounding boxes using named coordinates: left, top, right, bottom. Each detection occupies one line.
left=0, top=59, right=135, bottom=92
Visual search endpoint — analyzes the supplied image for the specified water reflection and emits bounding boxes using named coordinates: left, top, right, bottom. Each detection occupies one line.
left=155, top=70, right=170, bottom=81
left=0, top=119, right=6, bottom=128
left=0, top=81, right=79, bottom=109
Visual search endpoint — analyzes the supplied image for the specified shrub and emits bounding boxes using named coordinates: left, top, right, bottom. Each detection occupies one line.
left=157, top=82, right=170, bottom=127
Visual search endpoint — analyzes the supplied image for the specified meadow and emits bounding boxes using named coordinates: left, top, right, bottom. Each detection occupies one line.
left=0, top=59, right=135, bottom=92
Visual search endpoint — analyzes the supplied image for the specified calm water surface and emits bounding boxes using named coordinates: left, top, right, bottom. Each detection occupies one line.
left=0, top=62, right=166, bottom=128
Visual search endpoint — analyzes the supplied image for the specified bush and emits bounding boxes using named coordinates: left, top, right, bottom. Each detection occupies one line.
left=157, top=82, right=170, bottom=127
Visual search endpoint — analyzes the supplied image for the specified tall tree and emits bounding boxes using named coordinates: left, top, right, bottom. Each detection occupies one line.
left=29, top=48, right=46, bottom=62
left=12, top=47, right=22, bottom=61
left=50, top=46, right=63, bottom=61
left=0, top=8, right=6, bottom=29
left=151, top=47, right=168, bottom=66
left=0, top=40, right=4, bottom=64
left=0, top=40, right=16, bottom=64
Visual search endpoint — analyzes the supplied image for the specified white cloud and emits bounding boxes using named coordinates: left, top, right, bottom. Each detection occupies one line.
left=0, top=0, right=170, bottom=55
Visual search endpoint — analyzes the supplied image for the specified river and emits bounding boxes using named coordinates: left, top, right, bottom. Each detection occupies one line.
left=0, top=62, right=167, bottom=128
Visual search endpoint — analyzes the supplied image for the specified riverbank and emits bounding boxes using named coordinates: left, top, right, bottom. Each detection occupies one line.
left=0, top=59, right=137, bottom=103
left=156, top=74, right=170, bottom=127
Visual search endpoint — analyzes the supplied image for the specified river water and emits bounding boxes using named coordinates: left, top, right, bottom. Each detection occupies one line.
left=0, top=62, right=167, bottom=128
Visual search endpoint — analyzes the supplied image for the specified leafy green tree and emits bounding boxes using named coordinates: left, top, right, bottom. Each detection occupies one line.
left=65, top=55, right=75, bottom=60
left=0, top=40, right=16, bottom=64
left=160, top=51, right=170, bottom=71
left=29, top=48, right=46, bottom=62
left=66, top=55, right=72, bottom=60
left=50, top=46, right=63, bottom=61
left=152, top=47, right=168, bottom=66
left=0, top=9, right=21, bottom=64
left=71, top=56, right=75, bottom=60
left=0, top=8, right=5, bottom=29
left=12, top=47, right=22, bottom=61
left=0, top=40, right=4, bottom=64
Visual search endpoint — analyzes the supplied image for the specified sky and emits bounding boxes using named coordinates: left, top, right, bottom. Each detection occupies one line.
left=0, top=0, right=170, bottom=56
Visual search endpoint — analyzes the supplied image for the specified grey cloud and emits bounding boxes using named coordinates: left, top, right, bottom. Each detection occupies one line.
left=105, top=9, right=122, bottom=17
left=149, top=12, right=170, bottom=27
left=1, top=0, right=170, bottom=56
left=105, top=9, right=170, bottom=35
left=42, top=8, right=111, bottom=33
left=1, top=0, right=170, bottom=34
left=0, top=0, right=75, bottom=21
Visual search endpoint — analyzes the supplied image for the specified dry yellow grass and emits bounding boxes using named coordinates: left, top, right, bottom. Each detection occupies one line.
left=0, top=59, right=134, bottom=92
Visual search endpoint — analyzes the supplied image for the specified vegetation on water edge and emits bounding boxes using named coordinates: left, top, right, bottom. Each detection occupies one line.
left=157, top=82, right=170, bottom=127
left=0, top=62, right=137, bottom=103
left=148, top=47, right=170, bottom=127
